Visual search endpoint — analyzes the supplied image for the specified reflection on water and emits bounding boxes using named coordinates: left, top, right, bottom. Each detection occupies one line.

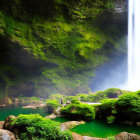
left=70, top=120, right=140, bottom=138
left=0, top=104, right=48, bottom=121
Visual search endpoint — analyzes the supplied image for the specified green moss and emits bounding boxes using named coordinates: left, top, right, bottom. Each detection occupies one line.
left=46, top=99, right=61, bottom=109
left=61, top=101, right=96, bottom=121
left=0, top=0, right=126, bottom=96
left=12, top=114, right=72, bottom=140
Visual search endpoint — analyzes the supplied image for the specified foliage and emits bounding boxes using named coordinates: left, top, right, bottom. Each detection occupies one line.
left=46, top=99, right=61, bottom=109
left=107, top=115, right=115, bottom=124
left=12, top=114, right=72, bottom=140
left=116, top=91, right=140, bottom=122
left=0, top=0, right=127, bottom=97
left=89, top=91, right=107, bottom=102
left=19, top=96, right=40, bottom=101
left=61, top=101, right=96, bottom=121
left=71, top=98, right=80, bottom=104
left=49, top=94, right=64, bottom=100
left=104, top=88, right=124, bottom=98
left=76, top=94, right=90, bottom=101
left=96, top=90, right=140, bottom=123
left=63, top=96, right=79, bottom=103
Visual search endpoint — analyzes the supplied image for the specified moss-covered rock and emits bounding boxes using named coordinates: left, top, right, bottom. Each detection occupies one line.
left=61, top=99, right=96, bottom=121
left=0, top=0, right=127, bottom=97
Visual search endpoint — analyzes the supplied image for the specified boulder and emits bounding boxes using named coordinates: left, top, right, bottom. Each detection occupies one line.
left=22, top=105, right=36, bottom=109
left=3, top=116, right=17, bottom=130
left=0, top=129, right=16, bottom=140
left=0, top=122, right=4, bottom=129
left=60, top=121, right=85, bottom=131
left=71, top=132, right=107, bottom=140
left=45, top=113, right=57, bottom=119
left=136, top=122, right=140, bottom=127
left=115, top=132, right=140, bottom=140
left=72, top=132, right=84, bottom=140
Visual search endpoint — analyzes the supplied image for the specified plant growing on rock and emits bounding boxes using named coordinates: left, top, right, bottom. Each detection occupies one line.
left=61, top=99, right=96, bottom=121
left=11, top=114, right=72, bottom=140
left=46, top=99, right=61, bottom=114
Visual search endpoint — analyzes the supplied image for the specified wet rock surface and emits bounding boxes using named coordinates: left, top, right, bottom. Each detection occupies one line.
left=0, top=122, right=4, bottom=129
left=45, top=113, right=57, bottom=119
left=115, top=132, right=140, bottom=140
left=0, top=129, right=16, bottom=140
left=60, top=121, right=85, bottom=131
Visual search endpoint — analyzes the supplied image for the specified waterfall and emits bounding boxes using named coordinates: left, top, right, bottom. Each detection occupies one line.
left=128, top=0, right=140, bottom=91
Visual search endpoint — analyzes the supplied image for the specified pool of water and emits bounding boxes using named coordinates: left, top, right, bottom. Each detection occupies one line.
left=53, top=117, right=70, bottom=123
left=70, top=120, right=140, bottom=138
left=0, top=104, right=48, bottom=121
left=1, top=105, right=140, bottom=138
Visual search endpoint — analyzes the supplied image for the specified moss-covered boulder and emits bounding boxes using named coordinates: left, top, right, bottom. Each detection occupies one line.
left=61, top=99, right=96, bottom=121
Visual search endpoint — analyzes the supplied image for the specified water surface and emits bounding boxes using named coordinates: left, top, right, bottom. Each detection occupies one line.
left=0, top=104, right=48, bottom=121
left=70, top=120, right=140, bottom=138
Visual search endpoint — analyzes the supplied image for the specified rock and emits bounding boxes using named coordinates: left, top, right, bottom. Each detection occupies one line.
left=3, top=116, right=17, bottom=130
left=71, top=132, right=107, bottom=140
left=60, top=121, right=85, bottom=131
left=22, top=105, right=36, bottom=109
left=0, top=122, right=4, bottom=129
left=0, top=129, right=16, bottom=140
left=14, top=98, right=19, bottom=104
left=45, top=113, right=57, bottom=119
left=0, top=105, right=6, bottom=107
left=54, top=107, right=61, bottom=115
left=115, top=132, right=140, bottom=140
left=83, top=136, right=107, bottom=140
left=72, top=132, right=84, bottom=140
left=120, top=121, right=134, bottom=125
left=5, top=97, right=13, bottom=105
left=136, top=122, right=140, bottom=127
left=36, top=103, right=46, bottom=108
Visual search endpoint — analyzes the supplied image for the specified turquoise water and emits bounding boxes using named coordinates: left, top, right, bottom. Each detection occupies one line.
left=70, top=120, right=140, bottom=138
left=0, top=104, right=48, bottom=121
left=53, top=117, right=70, bottom=123
left=1, top=105, right=140, bottom=138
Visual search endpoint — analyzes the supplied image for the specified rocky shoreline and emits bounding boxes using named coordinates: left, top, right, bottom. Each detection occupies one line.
left=0, top=115, right=140, bottom=140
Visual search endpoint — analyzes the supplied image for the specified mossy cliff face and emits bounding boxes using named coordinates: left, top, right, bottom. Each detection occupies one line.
left=0, top=0, right=127, bottom=98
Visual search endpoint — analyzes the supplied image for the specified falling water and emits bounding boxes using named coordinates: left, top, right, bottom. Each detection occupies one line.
left=128, top=0, right=140, bottom=91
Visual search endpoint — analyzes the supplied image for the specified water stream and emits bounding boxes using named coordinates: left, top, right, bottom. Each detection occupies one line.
left=128, top=0, right=140, bottom=91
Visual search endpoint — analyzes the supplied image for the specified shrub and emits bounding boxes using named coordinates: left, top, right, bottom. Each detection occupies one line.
left=46, top=99, right=60, bottom=109
left=95, top=99, right=117, bottom=123
left=12, top=114, right=72, bottom=140
left=71, top=99, right=80, bottom=104
left=89, top=91, right=107, bottom=102
left=104, top=88, right=123, bottom=98
left=107, top=115, right=115, bottom=124
left=46, top=99, right=61, bottom=113
left=61, top=101, right=96, bottom=121
left=49, top=94, right=64, bottom=101
left=76, top=94, right=90, bottom=102
left=63, top=96, right=79, bottom=103
left=116, top=91, right=140, bottom=122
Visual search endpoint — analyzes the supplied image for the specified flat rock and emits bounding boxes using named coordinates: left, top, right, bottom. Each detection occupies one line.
left=60, top=121, right=85, bottom=131
left=72, top=132, right=107, bottom=140
left=22, top=105, right=36, bottom=109
left=0, top=129, right=16, bottom=140
left=3, top=116, right=17, bottom=130
left=36, top=104, right=46, bottom=108
left=72, top=132, right=84, bottom=140
left=45, top=113, right=57, bottom=119
left=83, top=136, right=107, bottom=140
left=115, top=132, right=140, bottom=140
